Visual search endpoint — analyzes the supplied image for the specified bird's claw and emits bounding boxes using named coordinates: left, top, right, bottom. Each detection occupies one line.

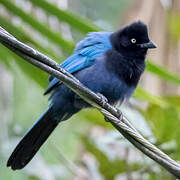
left=116, top=109, right=123, bottom=121
left=104, top=109, right=123, bottom=123
left=97, top=93, right=108, bottom=106
left=104, top=116, right=110, bottom=122
left=97, top=93, right=109, bottom=122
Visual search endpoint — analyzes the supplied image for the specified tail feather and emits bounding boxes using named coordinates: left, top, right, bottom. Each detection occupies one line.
left=7, top=106, right=59, bottom=170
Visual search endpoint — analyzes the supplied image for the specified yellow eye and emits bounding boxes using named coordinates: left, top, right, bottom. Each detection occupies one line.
left=131, top=38, right=136, bottom=44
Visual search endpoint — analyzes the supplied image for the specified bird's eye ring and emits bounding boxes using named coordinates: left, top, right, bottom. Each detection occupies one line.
left=131, top=38, right=136, bottom=44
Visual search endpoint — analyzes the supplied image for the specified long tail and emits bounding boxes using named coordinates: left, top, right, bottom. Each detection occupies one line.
left=7, top=106, right=67, bottom=170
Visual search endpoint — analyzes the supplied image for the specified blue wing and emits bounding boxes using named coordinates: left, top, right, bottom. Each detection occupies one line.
left=44, top=32, right=112, bottom=95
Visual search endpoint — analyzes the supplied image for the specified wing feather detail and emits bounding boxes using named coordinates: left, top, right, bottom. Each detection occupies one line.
left=44, top=32, right=112, bottom=95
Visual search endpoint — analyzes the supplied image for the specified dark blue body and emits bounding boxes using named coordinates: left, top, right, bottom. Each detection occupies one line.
left=48, top=31, right=138, bottom=121
left=75, top=56, right=135, bottom=103
left=51, top=53, right=135, bottom=119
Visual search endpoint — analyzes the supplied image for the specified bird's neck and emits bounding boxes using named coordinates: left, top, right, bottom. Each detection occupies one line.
left=105, top=49, right=146, bottom=87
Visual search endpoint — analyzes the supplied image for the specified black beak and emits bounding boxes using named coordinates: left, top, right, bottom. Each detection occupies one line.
left=139, top=40, right=157, bottom=49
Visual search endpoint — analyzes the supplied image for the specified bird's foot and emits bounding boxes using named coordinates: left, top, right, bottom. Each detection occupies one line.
left=104, top=116, right=110, bottom=122
left=116, top=109, right=123, bottom=121
left=97, top=93, right=108, bottom=106
left=97, top=93, right=109, bottom=122
left=104, top=109, right=123, bottom=123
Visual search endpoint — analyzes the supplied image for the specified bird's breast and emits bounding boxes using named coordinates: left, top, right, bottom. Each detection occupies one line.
left=100, top=69, right=135, bottom=104
left=75, top=59, right=135, bottom=105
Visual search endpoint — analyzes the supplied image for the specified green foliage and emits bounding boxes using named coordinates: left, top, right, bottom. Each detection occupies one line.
left=29, top=0, right=101, bottom=33
left=0, top=15, right=63, bottom=61
left=134, top=87, right=167, bottom=106
left=0, top=0, right=74, bottom=53
left=144, top=105, right=180, bottom=143
left=0, top=44, right=47, bottom=88
left=139, top=95, right=180, bottom=163
left=81, top=135, right=141, bottom=180
left=165, top=96, right=180, bottom=107
left=169, top=13, right=180, bottom=40
left=148, top=172, right=173, bottom=180
left=146, top=60, right=180, bottom=85
left=79, top=109, right=113, bottom=129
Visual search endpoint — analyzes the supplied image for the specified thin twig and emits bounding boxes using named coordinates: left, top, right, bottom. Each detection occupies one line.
left=0, top=27, right=180, bottom=178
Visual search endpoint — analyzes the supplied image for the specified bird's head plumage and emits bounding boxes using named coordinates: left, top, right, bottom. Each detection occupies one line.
left=111, top=21, right=156, bottom=57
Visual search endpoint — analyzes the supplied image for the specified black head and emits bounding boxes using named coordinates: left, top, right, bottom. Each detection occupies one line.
left=110, top=21, right=156, bottom=57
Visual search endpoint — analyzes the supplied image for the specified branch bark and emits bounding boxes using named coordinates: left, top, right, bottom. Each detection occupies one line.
left=0, top=26, right=180, bottom=178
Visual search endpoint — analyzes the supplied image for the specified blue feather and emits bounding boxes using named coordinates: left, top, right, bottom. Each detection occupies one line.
left=44, top=32, right=112, bottom=95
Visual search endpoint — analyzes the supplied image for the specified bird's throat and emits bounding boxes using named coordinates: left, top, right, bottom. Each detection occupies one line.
left=105, top=49, right=145, bottom=86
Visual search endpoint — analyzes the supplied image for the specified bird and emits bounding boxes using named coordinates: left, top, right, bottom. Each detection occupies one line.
left=7, top=21, right=156, bottom=170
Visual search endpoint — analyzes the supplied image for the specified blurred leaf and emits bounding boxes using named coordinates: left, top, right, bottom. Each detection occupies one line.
left=0, top=15, right=63, bottom=62
left=0, top=0, right=74, bottom=53
left=141, top=96, right=180, bottom=161
left=148, top=172, right=172, bottom=180
left=146, top=60, right=180, bottom=85
left=144, top=105, right=180, bottom=143
left=30, top=0, right=101, bottom=33
left=81, top=135, right=141, bottom=180
left=175, top=131, right=180, bottom=161
left=14, top=56, right=47, bottom=88
left=0, top=44, right=47, bottom=88
left=134, top=87, right=167, bottom=107
left=79, top=109, right=113, bottom=129
left=163, top=96, right=180, bottom=160
left=164, top=96, right=180, bottom=107
left=169, top=13, right=180, bottom=40
left=28, top=176, right=40, bottom=180
left=0, top=44, right=12, bottom=69
left=0, top=165, right=27, bottom=180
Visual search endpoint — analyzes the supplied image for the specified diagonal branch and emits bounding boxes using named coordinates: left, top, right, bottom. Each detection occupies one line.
left=0, top=26, right=180, bottom=178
